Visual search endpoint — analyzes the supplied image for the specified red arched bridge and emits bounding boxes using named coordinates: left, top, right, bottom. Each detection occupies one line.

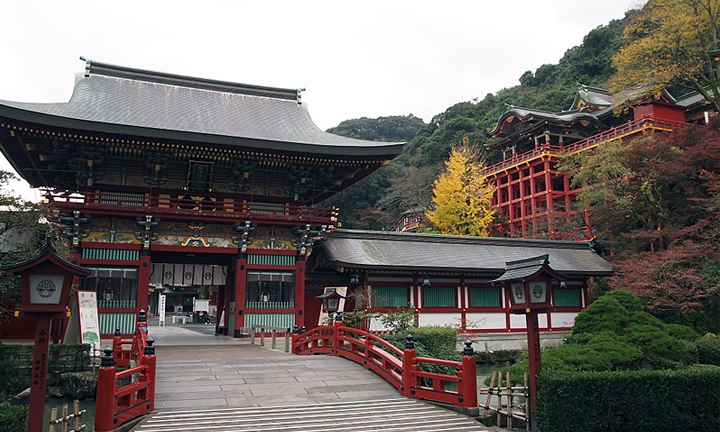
left=94, top=312, right=485, bottom=432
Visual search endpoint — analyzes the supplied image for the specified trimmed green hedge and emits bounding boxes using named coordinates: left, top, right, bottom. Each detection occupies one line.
left=696, top=337, right=720, bottom=366
left=538, top=368, right=720, bottom=432
left=0, top=404, right=27, bottom=432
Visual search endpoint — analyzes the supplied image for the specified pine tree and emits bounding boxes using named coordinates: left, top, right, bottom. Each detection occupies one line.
left=425, top=138, right=495, bottom=236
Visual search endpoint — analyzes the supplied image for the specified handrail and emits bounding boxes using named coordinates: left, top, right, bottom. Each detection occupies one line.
left=95, top=310, right=156, bottom=432
left=291, top=318, right=478, bottom=414
left=43, top=188, right=336, bottom=225
left=480, top=115, right=687, bottom=177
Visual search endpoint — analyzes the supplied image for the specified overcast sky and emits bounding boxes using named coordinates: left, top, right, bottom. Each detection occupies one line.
left=0, top=0, right=644, bottom=200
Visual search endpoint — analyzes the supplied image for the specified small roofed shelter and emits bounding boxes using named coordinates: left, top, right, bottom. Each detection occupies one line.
left=314, top=229, right=613, bottom=334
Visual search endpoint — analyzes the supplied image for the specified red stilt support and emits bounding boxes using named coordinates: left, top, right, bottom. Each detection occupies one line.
left=95, top=347, right=118, bottom=432
left=402, top=334, right=416, bottom=398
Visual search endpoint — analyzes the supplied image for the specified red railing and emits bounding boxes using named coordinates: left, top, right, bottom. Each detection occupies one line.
left=95, top=311, right=156, bottom=432
left=292, top=318, right=478, bottom=413
left=480, top=115, right=687, bottom=177
left=43, top=189, right=336, bottom=225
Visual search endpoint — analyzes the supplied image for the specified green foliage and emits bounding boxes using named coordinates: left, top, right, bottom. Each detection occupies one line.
left=667, top=323, right=700, bottom=341
left=325, top=18, right=626, bottom=227
left=383, top=327, right=461, bottom=383
left=0, top=404, right=27, bottom=432
left=407, top=326, right=458, bottom=359
left=571, top=294, right=630, bottom=337
left=0, top=171, right=53, bottom=324
left=326, top=115, right=425, bottom=142
left=696, top=336, right=720, bottom=366
left=538, top=368, right=720, bottom=432
left=380, top=306, right=416, bottom=334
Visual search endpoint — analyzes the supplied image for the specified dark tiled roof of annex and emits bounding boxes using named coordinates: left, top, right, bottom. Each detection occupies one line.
left=321, top=229, right=614, bottom=277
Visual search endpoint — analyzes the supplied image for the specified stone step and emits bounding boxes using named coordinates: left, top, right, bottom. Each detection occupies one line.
left=133, top=397, right=488, bottom=432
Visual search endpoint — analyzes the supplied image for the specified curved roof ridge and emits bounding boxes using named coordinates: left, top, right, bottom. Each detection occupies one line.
left=331, top=228, right=596, bottom=250
left=82, top=57, right=302, bottom=102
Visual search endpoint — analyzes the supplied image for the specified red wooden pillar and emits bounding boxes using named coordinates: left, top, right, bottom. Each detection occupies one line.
left=544, top=159, right=554, bottom=235
left=460, top=340, right=478, bottom=408
left=137, top=254, right=151, bottom=317
left=95, top=348, right=118, bottom=432
left=526, top=311, right=542, bottom=432
left=233, top=256, right=247, bottom=338
left=27, top=314, right=52, bottom=432
left=215, top=278, right=226, bottom=335
left=402, top=335, right=416, bottom=398
left=141, top=341, right=157, bottom=412
left=295, top=257, right=306, bottom=329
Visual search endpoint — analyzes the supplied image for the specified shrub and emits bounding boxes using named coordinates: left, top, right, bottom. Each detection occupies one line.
left=0, top=404, right=27, bottom=432
left=623, top=324, right=696, bottom=366
left=571, top=296, right=629, bottom=336
left=696, top=336, right=720, bottom=366
left=538, top=369, right=720, bottom=432
left=666, top=323, right=700, bottom=341
left=604, top=289, right=643, bottom=312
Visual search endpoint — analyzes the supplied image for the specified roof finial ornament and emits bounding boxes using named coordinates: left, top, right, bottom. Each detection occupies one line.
left=80, top=56, right=92, bottom=77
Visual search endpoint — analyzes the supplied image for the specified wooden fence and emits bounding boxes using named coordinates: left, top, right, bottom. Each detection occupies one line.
left=479, top=370, right=529, bottom=430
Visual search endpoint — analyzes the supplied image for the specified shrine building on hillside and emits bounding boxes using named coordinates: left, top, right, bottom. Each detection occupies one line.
left=483, top=85, right=707, bottom=240
left=0, top=59, right=613, bottom=339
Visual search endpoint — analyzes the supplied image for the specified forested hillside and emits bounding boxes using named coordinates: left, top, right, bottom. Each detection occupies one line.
left=324, top=17, right=627, bottom=229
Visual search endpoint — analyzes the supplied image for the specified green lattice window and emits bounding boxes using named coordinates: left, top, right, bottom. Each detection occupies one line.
left=469, top=287, right=501, bottom=307
left=373, top=287, right=408, bottom=308
left=555, top=289, right=582, bottom=307
left=422, top=287, right=456, bottom=308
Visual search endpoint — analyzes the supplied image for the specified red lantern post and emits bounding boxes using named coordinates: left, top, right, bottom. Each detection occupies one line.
left=2, top=243, right=88, bottom=432
left=491, top=255, right=563, bottom=432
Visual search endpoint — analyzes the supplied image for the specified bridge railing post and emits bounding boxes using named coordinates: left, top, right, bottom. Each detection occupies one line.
left=402, top=334, right=416, bottom=398
left=95, top=347, right=118, bottom=432
left=142, top=338, right=157, bottom=412
left=332, top=312, right=343, bottom=356
left=112, top=328, right=122, bottom=364
left=291, top=326, right=301, bottom=354
left=460, top=340, right=478, bottom=407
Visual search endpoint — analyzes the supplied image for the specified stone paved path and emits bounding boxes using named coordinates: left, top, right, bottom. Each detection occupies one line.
left=131, top=321, right=496, bottom=431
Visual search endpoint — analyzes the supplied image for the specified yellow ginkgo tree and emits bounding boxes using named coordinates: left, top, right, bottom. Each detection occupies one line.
left=425, top=138, right=495, bottom=236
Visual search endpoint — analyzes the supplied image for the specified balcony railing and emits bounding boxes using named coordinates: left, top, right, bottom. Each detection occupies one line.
left=480, top=116, right=687, bottom=178
left=43, top=189, right=337, bottom=225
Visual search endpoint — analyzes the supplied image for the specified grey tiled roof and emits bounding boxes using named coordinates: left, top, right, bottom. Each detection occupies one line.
left=0, top=60, right=404, bottom=157
left=321, top=229, right=614, bottom=277
left=489, top=107, right=600, bottom=137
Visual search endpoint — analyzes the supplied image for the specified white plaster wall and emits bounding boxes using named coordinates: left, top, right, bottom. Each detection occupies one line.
left=551, top=312, right=579, bottom=328
left=465, top=313, right=507, bottom=331
left=369, top=316, right=390, bottom=332
left=509, top=313, right=548, bottom=329
left=418, top=312, right=462, bottom=328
